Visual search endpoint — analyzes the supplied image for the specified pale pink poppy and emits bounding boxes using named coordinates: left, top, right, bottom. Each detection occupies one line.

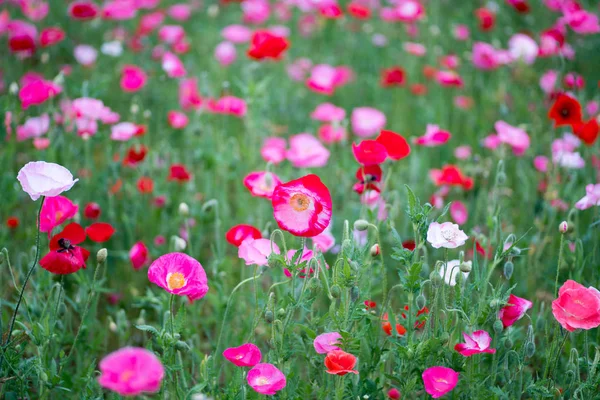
left=138, top=11, right=164, bottom=35
left=454, top=330, right=496, bottom=357
left=310, top=103, right=346, bottom=122
left=71, top=97, right=104, bottom=120
left=482, top=134, right=501, bottom=150
left=454, top=145, right=471, bottom=160
left=415, top=124, right=451, bottom=146
left=498, top=294, right=532, bottom=328
left=147, top=252, right=209, bottom=301
left=453, top=24, right=470, bottom=40
left=552, top=150, right=585, bottom=169
left=313, top=332, right=342, bottom=354
left=223, top=343, right=262, bottom=367
left=318, top=124, right=346, bottom=144
left=351, top=107, right=386, bottom=138
left=102, top=1, right=137, bottom=20
left=39, top=195, right=79, bottom=233
left=533, top=156, right=549, bottom=172
left=17, top=114, right=50, bottom=141
left=120, top=65, right=147, bottom=92
left=426, top=222, right=468, bottom=249
left=162, top=52, right=186, bottom=78
left=562, top=10, right=600, bottom=35
left=261, top=137, right=286, bottom=164
left=17, top=161, right=78, bottom=201
left=575, top=184, right=600, bottom=210
left=286, top=57, right=312, bottom=81
left=395, top=0, right=424, bottom=23
left=403, top=42, right=426, bottom=56
left=130, top=241, right=151, bottom=270
left=472, top=42, right=502, bottom=70
left=436, top=71, right=463, bottom=88
left=168, top=4, right=192, bottom=21
left=22, top=0, right=49, bottom=21
left=243, top=171, right=282, bottom=199
left=422, top=367, right=459, bottom=399
left=439, top=260, right=470, bottom=286
left=74, top=45, right=98, bottom=67
left=238, top=238, right=280, bottom=266
left=247, top=363, right=286, bottom=396
left=158, top=25, right=185, bottom=44
left=33, top=137, right=50, bottom=150
left=207, top=96, right=247, bottom=117
left=552, top=280, right=600, bottom=331
left=111, top=122, right=137, bottom=141
left=585, top=101, right=599, bottom=116
left=221, top=24, right=253, bottom=43
left=285, top=133, right=330, bottom=168
left=214, top=41, right=237, bottom=66
left=495, top=120, right=530, bottom=155
left=306, top=64, right=339, bottom=95
left=242, top=0, right=270, bottom=25
left=449, top=201, right=468, bottom=225
left=98, top=347, right=164, bottom=396
left=167, top=111, right=189, bottom=129
left=508, top=33, right=538, bottom=65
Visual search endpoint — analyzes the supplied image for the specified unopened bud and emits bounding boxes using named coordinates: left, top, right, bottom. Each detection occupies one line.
left=430, top=271, right=443, bottom=287
left=9, top=82, right=18, bottom=94
left=440, top=332, right=450, bottom=345
left=97, top=248, right=108, bottom=264
left=497, top=172, right=507, bottom=185
left=172, top=236, right=187, bottom=252
left=493, top=319, right=504, bottom=334
left=416, top=294, right=426, bottom=309
left=179, top=202, right=190, bottom=216
left=504, top=338, right=513, bottom=349
left=370, top=244, right=380, bottom=257
left=109, top=319, right=118, bottom=332
left=308, top=278, right=321, bottom=294
left=354, top=220, right=369, bottom=231
left=331, top=284, right=341, bottom=298
left=525, top=341, right=535, bottom=358
left=559, top=221, right=568, bottom=234
left=459, top=261, right=472, bottom=273
left=276, top=308, right=286, bottom=318
left=264, top=310, right=274, bottom=323
left=341, top=239, right=353, bottom=254
left=510, top=247, right=521, bottom=256
left=130, top=103, right=139, bottom=114
left=503, top=261, right=514, bottom=279
left=350, top=286, right=359, bottom=302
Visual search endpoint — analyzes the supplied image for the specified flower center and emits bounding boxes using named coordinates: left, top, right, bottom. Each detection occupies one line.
left=435, top=378, right=448, bottom=384
left=560, top=107, right=569, bottom=117
left=119, top=370, right=134, bottom=382
left=167, top=272, right=186, bottom=290
left=290, top=193, right=310, bottom=211
left=441, top=229, right=457, bottom=241
left=256, top=377, right=270, bottom=385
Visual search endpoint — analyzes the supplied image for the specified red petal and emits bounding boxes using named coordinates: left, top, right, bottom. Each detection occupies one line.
left=49, top=222, right=86, bottom=249
left=376, top=130, right=411, bottom=160
left=85, top=222, right=116, bottom=243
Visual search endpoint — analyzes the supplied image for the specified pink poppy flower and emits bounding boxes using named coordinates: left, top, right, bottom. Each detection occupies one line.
left=167, top=111, right=189, bottom=129
left=312, top=229, right=335, bottom=253
left=215, top=41, right=237, bottom=66
left=243, top=171, right=282, bottom=199
left=498, top=294, right=533, bottom=328
left=17, top=114, right=50, bottom=141
left=223, top=343, right=262, bottom=367
left=207, top=96, right=247, bottom=117
left=222, top=25, right=252, bottom=43
left=495, top=120, right=530, bottom=156
left=454, top=330, right=496, bottom=356
left=7, top=20, right=37, bottom=54
left=552, top=280, right=600, bottom=331
left=575, top=184, right=600, bottom=210
left=261, top=137, right=287, bottom=164
left=40, top=27, right=66, bottom=47
left=562, top=10, right=600, bottom=35
left=238, top=238, right=280, bottom=266
left=508, top=33, right=538, bottom=65
left=130, top=241, right=151, bottom=270
left=533, top=156, right=549, bottom=172
left=226, top=224, right=262, bottom=247
left=472, top=42, right=502, bottom=70
left=101, top=0, right=137, bottom=20
left=311, top=103, right=346, bottom=122
left=147, top=252, right=209, bottom=302
left=111, top=122, right=138, bottom=141
left=449, top=201, right=468, bottom=225
left=120, top=65, right=147, bottom=92
left=158, top=25, right=185, bottom=44
left=415, top=124, right=451, bottom=146
left=352, top=140, right=388, bottom=166
left=454, top=145, right=471, bottom=160
left=39, top=195, right=79, bottom=233
left=426, top=222, right=468, bottom=249
left=162, top=52, right=186, bottom=78
left=351, top=107, right=386, bottom=137
left=19, top=78, right=62, bottom=110
left=395, top=0, right=424, bottom=22
left=247, top=363, right=286, bottom=396
left=314, top=332, right=342, bottom=354
left=422, top=366, right=459, bottom=398
left=179, top=78, right=202, bottom=110
left=98, top=347, right=164, bottom=396
left=306, top=64, right=340, bottom=95
left=286, top=133, right=330, bottom=168
left=318, top=124, right=347, bottom=144
left=403, top=42, right=426, bottom=56
left=435, top=70, right=463, bottom=88
left=453, top=24, right=470, bottom=40
left=17, top=161, right=78, bottom=201
left=33, top=138, right=50, bottom=150
left=287, top=57, right=312, bottom=81
left=242, top=0, right=270, bottom=25
left=168, top=4, right=192, bottom=21
left=539, top=70, right=558, bottom=93
left=272, top=174, right=332, bottom=237
left=74, top=45, right=98, bottom=67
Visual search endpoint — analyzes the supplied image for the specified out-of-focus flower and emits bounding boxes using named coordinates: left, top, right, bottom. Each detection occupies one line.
left=98, top=347, right=164, bottom=396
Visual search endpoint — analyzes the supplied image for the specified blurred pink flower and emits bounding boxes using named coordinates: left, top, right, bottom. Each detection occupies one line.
left=351, top=107, right=386, bottom=137
left=98, top=347, right=164, bottom=396
left=575, top=184, right=600, bottom=210
left=179, top=78, right=202, bottom=110
left=415, top=124, right=451, bottom=146
left=427, top=222, right=468, bottom=249
left=562, top=10, right=600, bottom=35
left=422, top=367, right=459, bottom=399
left=102, top=0, right=137, bottom=20
left=286, top=133, right=330, bottom=168
left=223, top=343, right=262, bottom=367
left=312, top=228, right=335, bottom=252
left=207, top=96, right=247, bottom=117
left=495, top=120, right=530, bottom=156
left=403, top=42, right=426, bottom=56
left=453, top=24, right=470, bottom=40
left=158, top=25, right=185, bottom=44
left=168, top=4, right=192, bottom=21
left=110, top=122, right=137, bottom=141
left=508, top=33, right=538, bottom=64
left=449, top=201, right=468, bottom=225
left=19, top=78, right=61, bottom=109
left=243, top=171, right=282, bottom=199
left=395, top=0, right=425, bottom=23
left=318, top=124, right=346, bottom=144
left=17, top=113, right=50, bottom=141
left=222, top=24, right=253, bottom=43
left=287, top=57, right=313, bottom=81
left=242, top=0, right=270, bottom=25
left=247, top=363, right=286, bottom=396
left=74, top=45, right=98, bottom=67
left=121, top=65, right=147, bottom=92
left=261, top=137, right=287, bottom=164
left=498, top=294, right=532, bottom=328
left=17, top=161, right=78, bottom=201
left=472, top=42, right=503, bottom=70
left=130, top=241, right=151, bottom=270
left=162, top=52, right=186, bottom=78
left=552, top=280, right=600, bottom=331
left=533, top=156, right=549, bottom=172
left=306, top=64, right=348, bottom=96
left=539, top=70, right=558, bottom=94
left=167, top=111, right=189, bottom=129
left=238, top=238, right=280, bottom=266
left=454, top=145, right=471, bottom=159
left=147, top=252, right=209, bottom=301
left=313, top=332, right=342, bottom=354
left=215, top=41, right=237, bottom=66
left=585, top=101, right=598, bottom=116
left=39, top=195, right=79, bottom=233
left=311, top=103, right=346, bottom=122
left=454, top=330, right=496, bottom=357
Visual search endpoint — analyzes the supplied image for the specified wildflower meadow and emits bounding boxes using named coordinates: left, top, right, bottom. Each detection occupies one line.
left=2, top=0, right=600, bottom=399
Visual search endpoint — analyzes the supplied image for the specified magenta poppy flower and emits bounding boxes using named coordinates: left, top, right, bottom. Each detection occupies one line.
left=223, top=343, right=262, bottom=367
left=247, top=363, right=287, bottom=396
left=162, top=52, right=187, bottom=78
left=415, top=124, right=451, bottom=147
left=238, top=238, right=280, bottom=266
left=243, top=171, right=282, bottom=199
left=148, top=253, right=209, bottom=302
left=98, top=347, right=164, bottom=396
left=552, top=280, right=600, bottom=332
left=179, top=78, right=202, bottom=110
left=454, top=330, right=496, bottom=357
left=351, top=107, right=386, bottom=137
left=39, top=195, right=79, bottom=233
left=498, top=294, right=533, bottom=328
left=226, top=224, right=262, bottom=247
left=313, top=332, right=342, bottom=354
left=422, top=366, right=459, bottom=398
left=285, top=133, right=330, bottom=168
left=130, top=241, right=151, bottom=270
left=449, top=201, right=468, bottom=225
left=261, top=137, right=287, bottom=164
left=221, top=24, right=252, bottom=43
left=68, top=1, right=99, bottom=20
left=40, top=27, right=65, bottom=47
left=17, top=161, right=78, bottom=201
left=271, top=174, right=332, bottom=238
left=207, top=96, right=247, bottom=117
left=120, top=65, right=147, bottom=92
left=18, top=78, right=62, bottom=110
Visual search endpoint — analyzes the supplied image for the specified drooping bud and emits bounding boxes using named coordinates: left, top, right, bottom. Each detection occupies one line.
left=353, top=220, right=369, bottom=231
left=331, top=284, right=341, bottom=298
left=264, top=310, right=274, bottom=323
left=416, top=294, right=426, bottom=309
left=267, top=253, right=284, bottom=269
left=525, top=341, right=536, bottom=358
left=459, top=261, right=472, bottom=273
left=503, top=261, right=514, bottom=279
left=504, top=338, right=513, bottom=349
left=370, top=244, right=380, bottom=257
left=493, top=319, right=504, bottom=334
left=179, top=202, right=190, bottom=216
left=559, top=221, right=568, bottom=234
left=97, top=248, right=108, bottom=264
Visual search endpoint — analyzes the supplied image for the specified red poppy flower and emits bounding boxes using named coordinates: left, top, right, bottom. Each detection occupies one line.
left=507, top=0, right=529, bottom=13
left=352, top=140, right=388, bottom=166
left=548, top=94, right=583, bottom=127
left=6, top=216, right=19, bottom=229
left=430, top=165, right=473, bottom=191
left=422, top=65, right=437, bottom=80
left=402, top=240, right=416, bottom=251
left=410, top=84, right=427, bottom=96
left=364, top=300, right=376, bottom=309
left=226, top=224, right=262, bottom=247
left=381, top=67, right=406, bottom=87
left=382, top=313, right=407, bottom=336
left=40, top=223, right=89, bottom=275
left=137, top=176, right=154, bottom=194
left=474, top=8, right=495, bottom=31
left=324, top=350, right=359, bottom=375
left=355, top=165, right=383, bottom=183
left=573, top=119, right=599, bottom=146
left=319, top=4, right=343, bottom=19
left=85, top=222, right=115, bottom=243
left=376, top=130, right=411, bottom=160
left=84, top=202, right=101, bottom=219
left=347, top=2, right=371, bottom=19
left=68, top=1, right=99, bottom=20
left=123, top=144, right=148, bottom=167
left=247, top=30, right=289, bottom=61
left=168, top=164, right=192, bottom=182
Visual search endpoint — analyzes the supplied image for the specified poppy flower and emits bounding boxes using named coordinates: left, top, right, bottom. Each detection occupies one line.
left=381, top=67, right=406, bottom=87
left=123, top=144, right=148, bottom=167
left=552, top=280, right=600, bottom=332
left=82, top=203, right=101, bottom=219
left=575, top=183, right=600, bottom=210
left=429, top=165, right=473, bottom=190
left=261, top=137, right=287, bottom=164
left=422, top=366, right=459, bottom=398
left=86, top=222, right=115, bottom=242
left=39, top=195, right=79, bottom=233
left=247, top=363, right=287, bottom=395
left=427, top=222, right=468, bottom=249
left=244, top=171, right=282, bottom=199
left=311, top=103, right=346, bottom=123
left=382, top=313, right=407, bottom=336
left=352, top=141, right=388, bottom=166
left=507, top=0, right=529, bottom=13
left=364, top=300, right=376, bottom=309
left=573, top=119, right=599, bottom=145
left=147, top=252, right=209, bottom=302
left=548, top=94, right=583, bottom=127
left=271, top=174, right=332, bottom=238
left=68, top=1, right=99, bottom=20
left=351, top=107, right=386, bottom=138
left=347, top=2, right=371, bottom=19
left=40, top=27, right=66, bottom=47
left=206, top=96, right=247, bottom=117
left=247, top=30, right=289, bottom=60
left=355, top=164, right=383, bottom=184
left=98, top=347, right=164, bottom=396
left=498, top=294, right=533, bottom=328
left=415, top=125, right=451, bottom=147
left=324, top=350, right=358, bottom=375
left=18, top=79, right=62, bottom=110
left=376, top=130, right=411, bottom=160
left=474, top=8, right=495, bottom=31
left=6, top=217, right=19, bottom=229
left=223, top=343, right=262, bottom=367
left=120, top=65, right=147, bottom=92
left=18, top=161, right=78, bottom=201
left=313, top=332, right=342, bottom=354
left=179, top=78, right=203, bottom=110
left=226, top=224, right=262, bottom=247
left=130, top=241, right=151, bottom=270
left=285, top=133, right=330, bottom=168
left=238, top=238, right=280, bottom=266
left=40, top=223, right=90, bottom=275
left=168, top=164, right=191, bottom=182
left=454, top=330, right=496, bottom=356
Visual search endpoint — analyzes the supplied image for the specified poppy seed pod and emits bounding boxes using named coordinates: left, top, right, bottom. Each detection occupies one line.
left=179, top=202, right=190, bottom=216
left=353, top=219, right=369, bottom=231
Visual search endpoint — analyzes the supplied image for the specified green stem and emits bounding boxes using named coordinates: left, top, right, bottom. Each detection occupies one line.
left=554, top=234, right=565, bottom=297
left=169, top=294, right=176, bottom=337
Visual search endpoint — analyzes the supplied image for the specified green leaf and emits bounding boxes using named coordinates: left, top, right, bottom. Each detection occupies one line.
left=135, top=324, right=159, bottom=336
left=405, top=185, right=418, bottom=216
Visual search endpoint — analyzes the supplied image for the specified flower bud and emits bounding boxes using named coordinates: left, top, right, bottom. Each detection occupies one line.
left=439, top=332, right=450, bottom=345
left=350, top=286, right=360, bottom=302
left=179, top=202, right=190, bottom=216
left=496, top=172, right=507, bottom=185
left=416, top=294, right=426, bottom=309
left=109, top=319, right=118, bottom=332
left=525, top=341, right=535, bottom=358
left=370, top=244, right=380, bottom=257
left=459, top=261, right=472, bottom=273
left=353, top=219, right=369, bottom=231
left=503, top=261, right=514, bottom=279
left=276, top=308, right=286, bottom=318
left=559, top=221, right=568, bottom=234
left=264, top=310, right=274, bottom=323
left=172, top=236, right=187, bottom=252
left=493, top=319, right=504, bottom=334
left=97, top=248, right=108, bottom=264
left=331, top=284, right=341, bottom=298
left=504, top=338, right=513, bottom=349
left=430, top=272, right=443, bottom=287
left=307, top=277, right=321, bottom=293
left=510, top=247, right=521, bottom=256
